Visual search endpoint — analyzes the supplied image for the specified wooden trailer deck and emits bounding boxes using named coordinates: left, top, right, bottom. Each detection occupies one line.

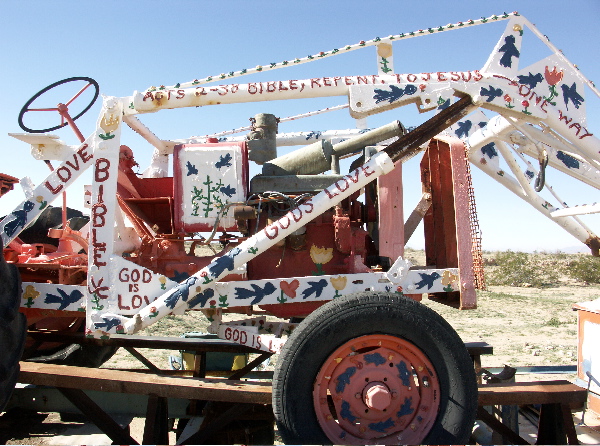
left=7, top=336, right=594, bottom=445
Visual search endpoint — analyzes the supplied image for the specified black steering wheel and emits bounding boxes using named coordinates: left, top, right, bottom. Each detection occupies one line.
left=18, top=77, right=99, bottom=133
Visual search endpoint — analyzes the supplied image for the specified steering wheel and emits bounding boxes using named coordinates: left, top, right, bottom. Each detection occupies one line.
left=18, top=77, right=99, bottom=133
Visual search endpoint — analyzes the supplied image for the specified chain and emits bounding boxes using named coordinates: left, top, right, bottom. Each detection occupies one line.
left=464, top=143, right=486, bottom=290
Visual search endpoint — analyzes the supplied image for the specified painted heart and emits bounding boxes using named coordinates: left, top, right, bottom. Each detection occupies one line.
left=280, top=279, right=300, bottom=298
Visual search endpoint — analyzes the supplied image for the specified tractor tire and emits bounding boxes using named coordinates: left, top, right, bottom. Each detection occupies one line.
left=272, top=291, right=477, bottom=445
left=0, top=246, right=25, bottom=412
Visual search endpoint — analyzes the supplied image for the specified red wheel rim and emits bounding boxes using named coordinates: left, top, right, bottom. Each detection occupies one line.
left=313, top=334, right=441, bottom=444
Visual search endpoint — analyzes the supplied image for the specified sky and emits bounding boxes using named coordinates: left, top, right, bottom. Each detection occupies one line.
left=1, top=0, right=599, bottom=253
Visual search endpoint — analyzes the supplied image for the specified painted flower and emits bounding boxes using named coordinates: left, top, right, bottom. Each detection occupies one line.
left=543, top=66, right=563, bottom=105
left=544, top=66, right=564, bottom=86
left=209, top=299, right=217, bottom=308
left=100, top=114, right=119, bottom=134
left=310, top=245, right=334, bottom=276
left=310, top=245, right=334, bottom=265
left=23, top=284, right=40, bottom=308
left=419, top=84, right=427, bottom=92
left=330, top=276, right=347, bottom=298
left=441, top=270, right=458, bottom=286
left=149, top=306, right=159, bottom=318
left=521, top=100, right=532, bottom=115
left=504, top=94, right=512, bottom=102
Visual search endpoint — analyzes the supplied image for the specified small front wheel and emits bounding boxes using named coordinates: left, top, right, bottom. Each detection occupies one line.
left=272, top=291, right=477, bottom=444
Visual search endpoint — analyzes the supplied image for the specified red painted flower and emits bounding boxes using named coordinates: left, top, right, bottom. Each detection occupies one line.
left=544, top=66, right=564, bottom=86
left=522, top=100, right=530, bottom=107
left=504, top=94, right=512, bottom=102
left=209, top=300, right=216, bottom=307
left=419, top=84, right=427, bottom=91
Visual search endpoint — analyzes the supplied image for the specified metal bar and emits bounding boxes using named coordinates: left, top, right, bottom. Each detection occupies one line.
left=404, top=193, right=431, bottom=243
left=383, top=95, right=474, bottom=163
left=57, top=387, right=138, bottom=445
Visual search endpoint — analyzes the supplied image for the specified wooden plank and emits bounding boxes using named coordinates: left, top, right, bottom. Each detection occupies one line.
left=19, top=361, right=272, bottom=405
left=465, top=341, right=494, bottom=356
left=26, top=330, right=262, bottom=354
left=478, top=380, right=587, bottom=406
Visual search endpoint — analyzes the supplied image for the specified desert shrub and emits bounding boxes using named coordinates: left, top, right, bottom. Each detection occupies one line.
left=567, top=255, right=600, bottom=283
left=486, top=250, right=562, bottom=287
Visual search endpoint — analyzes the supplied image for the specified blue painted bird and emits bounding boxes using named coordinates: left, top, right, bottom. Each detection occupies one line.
left=479, top=85, right=503, bottom=103
left=165, top=276, right=198, bottom=309
left=498, top=35, right=520, bottom=68
left=188, top=288, right=215, bottom=308
left=373, top=84, right=417, bottom=104
left=517, top=72, right=543, bottom=89
left=369, top=418, right=395, bottom=433
left=186, top=161, right=198, bottom=176
left=481, top=142, right=498, bottom=159
left=220, top=184, right=236, bottom=198
left=4, top=201, right=35, bottom=238
left=94, top=317, right=122, bottom=332
left=208, top=247, right=241, bottom=278
left=44, top=288, right=84, bottom=310
left=340, top=401, right=358, bottom=423
left=301, top=279, right=328, bottom=299
left=414, top=271, right=441, bottom=290
left=215, top=153, right=233, bottom=169
left=335, top=366, right=356, bottom=393
left=454, top=120, right=473, bottom=138
left=234, top=282, right=276, bottom=305
left=561, top=82, right=584, bottom=110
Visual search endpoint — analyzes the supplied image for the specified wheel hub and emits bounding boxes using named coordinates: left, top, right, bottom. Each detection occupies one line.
left=313, top=335, right=441, bottom=444
left=363, top=382, right=392, bottom=411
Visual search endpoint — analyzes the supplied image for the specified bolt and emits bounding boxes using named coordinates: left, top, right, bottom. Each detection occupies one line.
left=364, top=383, right=392, bottom=411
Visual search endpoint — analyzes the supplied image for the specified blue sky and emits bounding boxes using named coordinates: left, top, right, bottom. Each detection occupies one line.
left=1, top=0, right=599, bottom=252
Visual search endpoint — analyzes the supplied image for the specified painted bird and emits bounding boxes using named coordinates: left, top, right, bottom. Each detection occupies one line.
left=301, top=279, right=328, bottom=299
left=517, top=72, right=543, bottom=89
left=44, top=288, right=84, bottom=310
left=220, top=184, right=236, bottom=198
left=188, top=288, right=215, bottom=308
left=561, top=82, right=584, bottom=110
left=94, top=317, right=122, bottom=332
left=208, top=247, right=241, bottom=278
left=186, top=161, right=198, bottom=176
left=165, top=276, right=198, bottom=309
left=234, top=282, right=276, bottom=305
left=414, top=271, right=441, bottom=290
left=215, top=153, right=233, bottom=169
left=479, top=85, right=503, bottom=103
left=498, top=35, right=520, bottom=68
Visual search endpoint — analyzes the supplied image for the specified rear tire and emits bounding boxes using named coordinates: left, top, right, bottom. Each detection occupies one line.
left=272, top=291, right=477, bottom=444
left=0, top=245, right=25, bottom=412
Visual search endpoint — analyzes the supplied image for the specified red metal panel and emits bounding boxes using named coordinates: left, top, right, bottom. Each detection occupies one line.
left=377, top=162, right=404, bottom=261
left=447, top=136, right=477, bottom=309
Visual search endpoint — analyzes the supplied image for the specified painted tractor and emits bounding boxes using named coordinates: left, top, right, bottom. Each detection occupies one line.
left=2, top=13, right=599, bottom=444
